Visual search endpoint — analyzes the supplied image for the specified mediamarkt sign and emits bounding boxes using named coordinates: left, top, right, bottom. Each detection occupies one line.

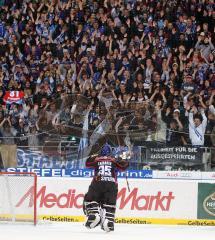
left=16, top=186, right=175, bottom=211
left=12, top=178, right=198, bottom=219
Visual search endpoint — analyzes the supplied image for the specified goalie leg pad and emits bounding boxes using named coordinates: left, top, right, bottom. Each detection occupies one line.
left=85, top=201, right=101, bottom=229
left=101, top=204, right=116, bottom=232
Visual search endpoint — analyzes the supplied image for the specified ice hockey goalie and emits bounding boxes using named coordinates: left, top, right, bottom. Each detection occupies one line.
left=83, top=143, right=129, bottom=232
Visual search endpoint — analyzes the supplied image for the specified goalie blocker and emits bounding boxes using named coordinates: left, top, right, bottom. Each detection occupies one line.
left=83, top=144, right=129, bottom=232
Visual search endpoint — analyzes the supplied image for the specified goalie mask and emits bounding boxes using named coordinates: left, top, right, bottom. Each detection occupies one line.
left=100, top=144, right=112, bottom=156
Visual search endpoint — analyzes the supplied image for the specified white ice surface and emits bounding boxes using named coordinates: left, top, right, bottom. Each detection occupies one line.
left=1, top=222, right=215, bottom=240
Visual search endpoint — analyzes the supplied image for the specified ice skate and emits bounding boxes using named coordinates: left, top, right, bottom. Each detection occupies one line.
left=102, top=219, right=114, bottom=232
left=85, top=213, right=101, bottom=229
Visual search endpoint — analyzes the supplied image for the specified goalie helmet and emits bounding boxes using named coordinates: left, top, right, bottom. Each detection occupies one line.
left=100, top=143, right=112, bottom=156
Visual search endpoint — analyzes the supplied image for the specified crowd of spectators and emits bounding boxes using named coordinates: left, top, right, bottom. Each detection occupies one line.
left=0, top=0, right=214, bottom=151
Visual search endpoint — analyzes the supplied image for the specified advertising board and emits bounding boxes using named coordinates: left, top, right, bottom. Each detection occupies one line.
left=197, top=183, right=215, bottom=220
left=13, top=178, right=212, bottom=224
left=1, top=177, right=215, bottom=225
left=153, top=171, right=202, bottom=179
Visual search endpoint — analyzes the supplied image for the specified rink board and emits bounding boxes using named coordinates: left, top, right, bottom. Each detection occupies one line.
left=1, top=214, right=215, bottom=226
left=0, top=178, right=215, bottom=225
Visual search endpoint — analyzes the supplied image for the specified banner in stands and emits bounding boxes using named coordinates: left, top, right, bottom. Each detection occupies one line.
left=17, top=147, right=141, bottom=169
left=10, top=178, right=215, bottom=225
left=3, top=91, right=24, bottom=105
left=143, top=147, right=203, bottom=170
left=17, top=148, right=79, bottom=169
left=5, top=167, right=153, bottom=179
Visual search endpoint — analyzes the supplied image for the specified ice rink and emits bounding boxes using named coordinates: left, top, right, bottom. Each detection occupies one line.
left=1, top=222, right=215, bottom=240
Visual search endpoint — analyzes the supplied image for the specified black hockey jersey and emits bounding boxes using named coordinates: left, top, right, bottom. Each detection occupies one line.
left=86, top=156, right=129, bottom=183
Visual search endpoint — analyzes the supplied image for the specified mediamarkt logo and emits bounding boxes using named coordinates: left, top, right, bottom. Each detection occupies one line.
left=16, top=186, right=175, bottom=211
left=203, top=192, right=215, bottom=217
